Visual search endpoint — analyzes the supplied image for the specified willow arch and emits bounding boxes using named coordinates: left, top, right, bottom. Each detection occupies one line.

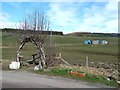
left=16, top=35, right=46, bottom=68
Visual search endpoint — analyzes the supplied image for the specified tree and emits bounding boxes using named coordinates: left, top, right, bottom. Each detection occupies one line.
left=18, top=9, right=50, bottom=69
left=17, top=9, right=69, bottom=69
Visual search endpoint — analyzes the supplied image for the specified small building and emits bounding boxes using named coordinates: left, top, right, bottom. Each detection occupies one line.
left=83, top=40, right=92, bottom=44
left=83, top=40, right=108, bottom=45
left=99, top=40, right=108, bottom=44
left=92, top=40, right=99, bottom=44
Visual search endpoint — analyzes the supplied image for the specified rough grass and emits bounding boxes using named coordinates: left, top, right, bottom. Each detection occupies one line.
left=2, top=59, right=13, bottom=70
left=34, top=65, right=118, bottom=87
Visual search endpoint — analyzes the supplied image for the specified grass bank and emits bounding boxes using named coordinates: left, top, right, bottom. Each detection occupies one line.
left=33, top=65, right=118, bottom=87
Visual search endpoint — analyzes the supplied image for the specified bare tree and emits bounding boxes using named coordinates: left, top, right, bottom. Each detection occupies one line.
left=17, top=9, right=50, bottom=69
left=17, top=9, right=69, bottom=69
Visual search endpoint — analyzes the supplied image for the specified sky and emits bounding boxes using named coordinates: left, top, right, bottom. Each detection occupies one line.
left=0, top=0, right=119, bottom=34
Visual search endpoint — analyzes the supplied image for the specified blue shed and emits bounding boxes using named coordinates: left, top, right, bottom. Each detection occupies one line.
left=84, top=40, right=92, bottom=44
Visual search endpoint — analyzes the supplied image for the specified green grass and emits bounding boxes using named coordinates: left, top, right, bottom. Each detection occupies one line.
left=53, top=35, right=119, bottom=45
left=52, top=35, right=118, bottom=64
left=57, top=44, right=118, bottom=64
left=2, top=33, right=19, bottom=46
left=52, top=35, right=82, bottom=44
left=34, top=67, right=118, bottom=87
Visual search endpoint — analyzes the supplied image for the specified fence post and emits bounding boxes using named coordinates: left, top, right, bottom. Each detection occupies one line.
left=86, top=56, right=88, bottom=67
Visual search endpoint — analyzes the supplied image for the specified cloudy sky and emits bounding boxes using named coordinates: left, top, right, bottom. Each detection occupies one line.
left=0, top=0, right=118, bottom=34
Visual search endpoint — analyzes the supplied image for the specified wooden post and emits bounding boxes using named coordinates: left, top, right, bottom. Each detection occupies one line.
left=86, top=56, right=88, bottom=67
left=32, top=54, right=37, bottom=64
left=16, top=51, right=20, bottom=62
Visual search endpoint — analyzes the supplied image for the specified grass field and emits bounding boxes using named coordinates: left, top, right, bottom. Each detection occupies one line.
left=2, top=32, right=118, bottom=65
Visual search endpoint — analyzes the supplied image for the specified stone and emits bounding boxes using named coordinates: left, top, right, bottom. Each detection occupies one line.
left=34, top=65, right=42, bottom=70
left=9, top=61, right=20, bottom=69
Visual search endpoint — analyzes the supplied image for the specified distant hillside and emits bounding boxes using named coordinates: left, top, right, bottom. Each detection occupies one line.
left=1, top=28, right=63, bottom=35
left=65, top=32, right=120, bottom=37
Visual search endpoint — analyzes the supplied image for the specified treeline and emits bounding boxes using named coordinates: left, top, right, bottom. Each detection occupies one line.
left=1, top=28, right=64, bottom=35
left=66, top=32, right=120, bottom=37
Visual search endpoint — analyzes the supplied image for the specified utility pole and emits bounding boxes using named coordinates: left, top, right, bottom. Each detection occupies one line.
left=50, top=29, right=52, bottom=47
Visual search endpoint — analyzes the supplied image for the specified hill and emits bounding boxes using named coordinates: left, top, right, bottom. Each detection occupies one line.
left=65, top=32, right=120, bottom=37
